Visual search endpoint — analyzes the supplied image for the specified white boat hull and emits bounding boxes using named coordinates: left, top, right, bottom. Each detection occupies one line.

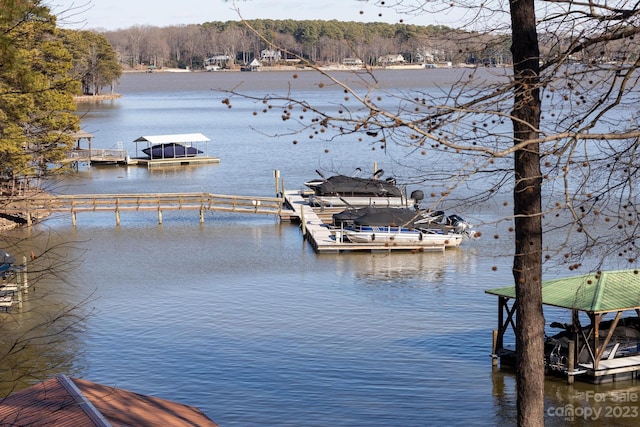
left=343, top=227, right=464, bottom=247
left=309, top=195, right=414, bottom=208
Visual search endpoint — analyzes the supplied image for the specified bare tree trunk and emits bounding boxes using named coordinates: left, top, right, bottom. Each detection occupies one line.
left=510, top=1, right=545, bottom=426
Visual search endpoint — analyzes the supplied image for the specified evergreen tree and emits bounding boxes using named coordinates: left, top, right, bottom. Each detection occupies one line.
left=0, top=0, right=80, bottom=194
left=60, top=29, right=122, bottom=95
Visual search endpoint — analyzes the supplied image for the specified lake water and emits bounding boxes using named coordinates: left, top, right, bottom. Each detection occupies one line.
left=2, top=69, right=640, bottom=426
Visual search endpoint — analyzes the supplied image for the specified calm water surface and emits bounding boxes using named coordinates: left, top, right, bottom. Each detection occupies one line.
left=4, top=69, right=640, bottom=426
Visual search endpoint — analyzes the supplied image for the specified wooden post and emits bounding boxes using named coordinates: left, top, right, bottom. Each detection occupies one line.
left=274, top=170, right=280, bottom=196
left=20, top=256, right=27, bottom=294
left=157, top=209, right=163, bottom=224
left=72, top=211, right=77, bottom=227
left=492, top=329, right=499, bottom=367
left=115, top=210, right=121, bottom=225
left=300, top=206, right=306, bottom=237
left=567, top=340, right=575, bottom=384
left=199, top=208, right=204, bottom=223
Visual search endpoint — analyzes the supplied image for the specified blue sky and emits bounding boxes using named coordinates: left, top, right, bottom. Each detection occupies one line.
left=50, top=0, right=461, bottom=30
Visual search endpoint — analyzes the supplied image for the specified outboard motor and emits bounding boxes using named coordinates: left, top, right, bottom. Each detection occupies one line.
left=410, top=190, right=424, bottom=210
left=385, top=177, right=397, bottom=186
left=447, top=214, right=472, bottom=234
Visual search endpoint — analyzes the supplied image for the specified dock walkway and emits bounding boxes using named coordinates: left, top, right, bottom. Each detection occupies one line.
left=62, top=149, right=220, bottom=167
left=3, top=192, right=285, bottom=226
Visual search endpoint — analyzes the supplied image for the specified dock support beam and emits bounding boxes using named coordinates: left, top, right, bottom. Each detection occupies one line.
left=72, top=211, right=77, bottom=227
left=568, top=340, right=575, bottom=384
left=300, top=206, right=306, bottom=237
left=158, top=209, right=163, bottom=224
left=492, top=329, right=499, bottom=367
left=199, top=208, right=204, bottom=223
left=115, top=210, right=121, bottom=225
left=274, top=169, right=280, bottom=197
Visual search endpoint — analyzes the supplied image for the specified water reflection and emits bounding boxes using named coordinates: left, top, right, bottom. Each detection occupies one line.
left=0, top=229, right=89, bottom=397
left=491, top=365, right=640, bottom=426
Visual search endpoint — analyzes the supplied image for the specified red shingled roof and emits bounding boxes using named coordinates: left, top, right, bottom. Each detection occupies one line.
left=0, top=375, right=218, bottom=427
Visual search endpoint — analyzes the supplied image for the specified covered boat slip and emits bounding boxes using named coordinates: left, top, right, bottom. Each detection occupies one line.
left=133, top=133, right=219, bottom=167
left=486, top=269, right=640, bottom=384
left=64, top=132, right=220, bottom=167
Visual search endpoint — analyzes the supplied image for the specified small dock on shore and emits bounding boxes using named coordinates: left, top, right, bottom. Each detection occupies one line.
left=0, top=258, right=28, bottom=313
left=283, top=191, right=447, bottom=253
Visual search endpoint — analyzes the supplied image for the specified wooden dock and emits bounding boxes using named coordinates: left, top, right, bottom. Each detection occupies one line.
left=3, top=188, right=451, bottom=253
left=4, top=193, right=285, bottom=226
left=0, top=258, right=28, bottom=313
left=283, top=191, right=447, bottom=253
left=62, top=149, right=220, bottom=168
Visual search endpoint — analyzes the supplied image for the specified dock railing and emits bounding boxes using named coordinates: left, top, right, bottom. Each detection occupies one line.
left=3, top=192, right=284, bottom=226
left=63, top=148, right=129, bottom=164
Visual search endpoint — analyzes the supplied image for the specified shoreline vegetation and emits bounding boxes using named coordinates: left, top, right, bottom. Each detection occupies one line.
left=72, top=62, right=465, bottom=101
left=0, top=191, right=52, bottom=232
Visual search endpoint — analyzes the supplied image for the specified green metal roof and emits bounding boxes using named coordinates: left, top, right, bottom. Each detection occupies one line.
left=485, top=269, right=640, bottom=313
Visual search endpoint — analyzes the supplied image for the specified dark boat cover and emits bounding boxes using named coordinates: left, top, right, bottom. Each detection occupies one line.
left=312, top=175, right=403, bottom=197
left=352, top=208, right=422, bottom=227
left=333, top=207, right=452, bottom=229
left=333, top=207, right=420, bottom=227
left=142, top=143, right=203, bottom=159
left=0, top=251, right=15, bottom=273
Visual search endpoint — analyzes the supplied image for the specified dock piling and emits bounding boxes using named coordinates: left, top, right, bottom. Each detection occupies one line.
left=492, top=329, right=499, bottom=367
left=568, top=340, right=575, bottom=384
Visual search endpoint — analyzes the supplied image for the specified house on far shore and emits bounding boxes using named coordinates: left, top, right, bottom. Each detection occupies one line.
left=342, top=57, right=364, bottom=66
left=0, top=374, right=218, bottom=426
left=377, top=54, right=406, bottom=65
left=241, top=58, right=262, bottom=71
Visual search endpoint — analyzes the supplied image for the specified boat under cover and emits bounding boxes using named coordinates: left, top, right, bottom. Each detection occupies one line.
left=304, top=170, right=422, bottom=208
left=342, top=226, right=465, bottom=247
left=142, top=143, right=203, bottom=159
left=308, top=174, right=403, bottom=197
left=332, top=206, right=473, bottom=247
left=545, top=317, right=640, bottom=373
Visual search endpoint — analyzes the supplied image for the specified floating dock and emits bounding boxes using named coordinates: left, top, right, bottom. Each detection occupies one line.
left=0, top=261, right=28, bottom=313
left=283, top=191, right=447, bottom=253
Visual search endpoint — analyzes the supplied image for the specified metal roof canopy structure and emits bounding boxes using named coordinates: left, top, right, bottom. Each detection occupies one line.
left=133, top=133, right=210, bottom=145
left=133, top=133, right=211, bottom=158
left=485, top=269, right=640, bottom=374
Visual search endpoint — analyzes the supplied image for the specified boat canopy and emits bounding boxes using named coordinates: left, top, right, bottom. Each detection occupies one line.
left=485, top=269, right=640, bottom=314
left=133, top=133, right=210, bottom=145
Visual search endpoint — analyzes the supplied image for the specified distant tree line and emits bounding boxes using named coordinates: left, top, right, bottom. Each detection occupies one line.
left=101, top=19, right=512, bottom=70
left=100, top=18, right=640, bottom=71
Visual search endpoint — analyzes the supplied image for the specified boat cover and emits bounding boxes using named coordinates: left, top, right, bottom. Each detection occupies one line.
left=313, top=175, right=402, bottom=197
left=142, top=144, right=203, bottom=159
